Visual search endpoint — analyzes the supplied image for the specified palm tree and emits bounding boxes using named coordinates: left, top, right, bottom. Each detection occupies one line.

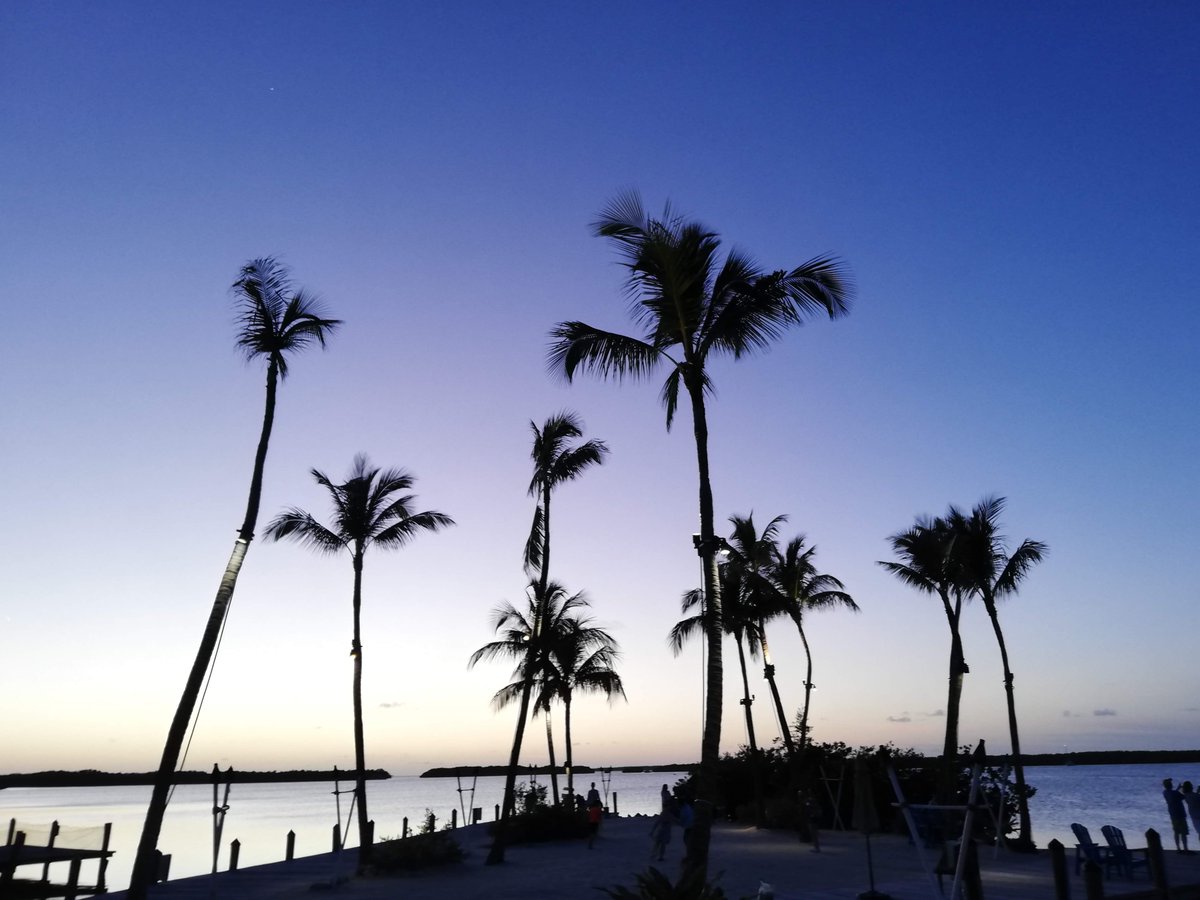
left=549, top=192, right=851, bottom=876
left=129, top=259, right=340, bottom=899
left=541, top=615, right=626, bottom=797
left=264, top=455, right=453, bottom=872
left=772, top=535, right=857, bottom=753
left=468, top=581, right=591, bottom=795
left=491, top=414, right=606, bottom=834
left=948, top=496, right=1046, bottom=850
left=879, top=516, right=967, bottom=769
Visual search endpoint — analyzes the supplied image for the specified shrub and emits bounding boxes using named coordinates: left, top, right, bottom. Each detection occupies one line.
left=369, top=831, right=463, bottom=873
left=600, top=866, right=728, bottom=899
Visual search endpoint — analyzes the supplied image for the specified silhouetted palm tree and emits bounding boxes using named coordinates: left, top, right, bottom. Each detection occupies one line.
left=265, top=455, right=453, bottom=871
left=772, top=535, right=857, bottom=753
left=879, top=516, right=967, bottom=767
left=541, top=615, right=626, bottom=797
left=129, top=259, right=340, bottom=900
left=490, top=413, right=606, bottom=840
left=549, top=192, right=851, bottom=876
left=948, top=496, right=1046, bottom=849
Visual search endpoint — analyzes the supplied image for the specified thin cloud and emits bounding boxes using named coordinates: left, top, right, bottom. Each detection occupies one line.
left=926, top=709, right=945, bottom=718
left=1093, top=708, right=1117, bottom=717
left=379, top=701, right=404, bottom=709
left=887, top=715, right=912, bottom=723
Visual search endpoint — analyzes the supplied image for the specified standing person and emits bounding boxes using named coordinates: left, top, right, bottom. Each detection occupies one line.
left=660, top=783, right=672, bottom=812
left=587, top=801, right=604, bottom=849
left=1181, top=782, right=1200, bottom=839
left=649, top=808, right=674, bottom=862
left=677, top=795, right=695, bottom=863
left=1164, top=778, right=1190, bottom=852
left=587, top=781, right=602, bottom=809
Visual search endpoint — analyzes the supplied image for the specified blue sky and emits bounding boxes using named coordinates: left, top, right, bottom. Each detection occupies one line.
left=1, top=1, right=1197, bottom=777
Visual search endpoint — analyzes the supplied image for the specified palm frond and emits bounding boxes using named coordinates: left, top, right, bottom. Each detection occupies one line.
left=523, top=505, right=544, bottom=576
left=547, top=322, right=662, bottom=382
left=263, top=509, right=345, bottom=555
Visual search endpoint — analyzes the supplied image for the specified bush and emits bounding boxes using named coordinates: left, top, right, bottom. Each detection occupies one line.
left=600, top=866, right=728, bottom=899
left=369, top=830, right=464, bottom=873
left=492, top=803, right=590, bottom=844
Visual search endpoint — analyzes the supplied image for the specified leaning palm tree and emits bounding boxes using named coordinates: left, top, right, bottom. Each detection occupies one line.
left=772, top=535, right=857, bottom=754
left=468, top=581, right=591, bottom=798
left=264, top=455, right=453, bottom=872
left=948, top=496, right=1046, bottom=850
left=487, top=413, right=606, bottom=847
left=542, top=615, right=626, bottom=797
left=129, top=259, right=340, bottom=899
left=549, top=192, right=851, bottom=876
left=878, top=516, right=967, bottom=770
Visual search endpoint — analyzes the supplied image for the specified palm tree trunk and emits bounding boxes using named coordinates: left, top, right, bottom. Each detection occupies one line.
left=685, top=380, right=724, bottom=881
left=759, top=627, right=795, bottom=758
left=544, top=705, right=560, bottom=806
left=796, top=619, right=814, bottom=753
left=128, top=360, right=278, bottom=900
left=941, top=597, right=965, bottom=761
left=735, top=636, right=766, bottom=827
left=985, top=599, right=1033, bottom=848
left=351, top=553, right=371, bottom=872
left=563, top=690, right=575, bottom=798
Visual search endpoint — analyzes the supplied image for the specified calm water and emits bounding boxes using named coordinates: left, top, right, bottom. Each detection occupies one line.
left=2, top=764, right=1192, bottom=892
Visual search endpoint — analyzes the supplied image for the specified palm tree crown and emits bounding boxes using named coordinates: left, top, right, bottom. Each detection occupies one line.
left=234, top=257, right=341, bottom=379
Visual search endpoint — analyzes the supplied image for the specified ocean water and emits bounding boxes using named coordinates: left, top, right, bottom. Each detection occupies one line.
left=2, top=764, right=1192, bottom=892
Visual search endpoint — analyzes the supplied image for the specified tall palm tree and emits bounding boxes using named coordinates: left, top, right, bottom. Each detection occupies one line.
left=488, top=414, right=606, bottom=840
left=541, top=615, right=626, bottom=797
left=264, top=455, right=453, bottom=872
left=549, top=192, right=851, bottom=876
left=948, top=496, right=1046, bottom=850
left=129, top=259, right=340, bottom=899
left=772, top=535, right=857, bottom=753
left=879, top=516, right=967, bottom=769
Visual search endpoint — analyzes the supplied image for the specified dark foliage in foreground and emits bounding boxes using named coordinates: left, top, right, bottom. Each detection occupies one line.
left=599, top=866, right=728, bottom=899
left=672, top=740, right=1034, bottom=843
left=490, top=803, right=591, bottom=844
left=369, top=831, right=463, bottom=873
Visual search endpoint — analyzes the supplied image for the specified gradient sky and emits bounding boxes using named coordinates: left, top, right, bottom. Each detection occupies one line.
left=2, top=2, right=1196, bottom=778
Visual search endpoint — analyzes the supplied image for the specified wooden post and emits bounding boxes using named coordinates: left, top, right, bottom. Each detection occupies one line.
left=41, top=820, right=60, bottom=884
left=473, top=807, right=482, bottom=825
left=96, top=823, right=112, bottom=892
left=1145, top=828, right=1168, bottom=899
left=364, top=820, right=374, bottom=848
left=5, top=818, right=14, bottom=845
left=229, top=839, right=240, bottom=872
left=332, top=822, right=341, bottom=852
left=1048, top=839, right=1069, bottom=900
left=402, top=817, right=409, bottom=839
left=1083, top=861, right=1104, bottom=900
left=451, top=809, right=458, bottom=829
left=286, top=830, right=295, bottom=860
left=494, top=803, right=500, bottom=821
left=64, top=857, right=81, bottom=900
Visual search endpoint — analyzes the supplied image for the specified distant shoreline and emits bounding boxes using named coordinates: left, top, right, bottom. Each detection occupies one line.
left=0, top=769, right=391, bottom=788
left=5, top=750, right=1198, bottom=788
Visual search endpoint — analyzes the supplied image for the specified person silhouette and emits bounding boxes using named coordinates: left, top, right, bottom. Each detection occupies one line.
left=1164, top=778, right=1191, bottom=852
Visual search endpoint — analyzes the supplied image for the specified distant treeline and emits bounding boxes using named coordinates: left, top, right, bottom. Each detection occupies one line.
left=0, top=769, right=391, bottom=788
left=892, top=749, right=1200, bottom=768
left=421, top=763, right=697, bottom=778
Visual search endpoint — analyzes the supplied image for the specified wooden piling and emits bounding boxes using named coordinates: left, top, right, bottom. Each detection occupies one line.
left=332, top=822, right=341, bottom=852
left=285, top=830, right=295, bottom=861
left=1146, top=828, right=1169, bottom=899
left=229, top=839, right=240, bottom=872
left=1048, top=839, right=1070, bottom=900
left=451, top=809, right=458, bottom=829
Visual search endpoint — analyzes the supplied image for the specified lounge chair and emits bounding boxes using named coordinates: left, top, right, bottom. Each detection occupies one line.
left=1101, top=825, right=1149, bottom=878
left=1072, top=823, right=1115, bottom=877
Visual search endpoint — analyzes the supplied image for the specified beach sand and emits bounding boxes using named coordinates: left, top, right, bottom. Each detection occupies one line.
left=112, top=815, right=1200, bottom=899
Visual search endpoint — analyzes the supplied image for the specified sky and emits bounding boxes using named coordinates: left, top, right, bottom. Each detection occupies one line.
left=1, top=1, right=1197, bottom=778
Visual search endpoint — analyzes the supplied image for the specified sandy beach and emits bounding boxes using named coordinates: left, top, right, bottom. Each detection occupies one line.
left=105, top=814, right=1200, bottom=900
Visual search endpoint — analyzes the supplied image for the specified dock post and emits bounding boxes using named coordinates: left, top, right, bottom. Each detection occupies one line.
left=494, top=803, right=500, bottom=821
left=229, top=839, right=240, bottom=872
left=286, top=830, right=295, bottom=860
left=64, top=858, right=81, bottom=900
left=402, top=817, right=409, bottom=839
left=365, top=820, right=374, bottom=848
left=451, top=809, right=458, bottom=829
left=473, top=807, right=482, bottom=825
left=613, top=792, right=618, bottom=815
left=332, top=823, right=341, bottom=852
left=1083, top=861, right=1104, bottom=900
left=1048, top=839, right=1069, bottom=900
left=1145, top=829, right=1168, bottom=899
